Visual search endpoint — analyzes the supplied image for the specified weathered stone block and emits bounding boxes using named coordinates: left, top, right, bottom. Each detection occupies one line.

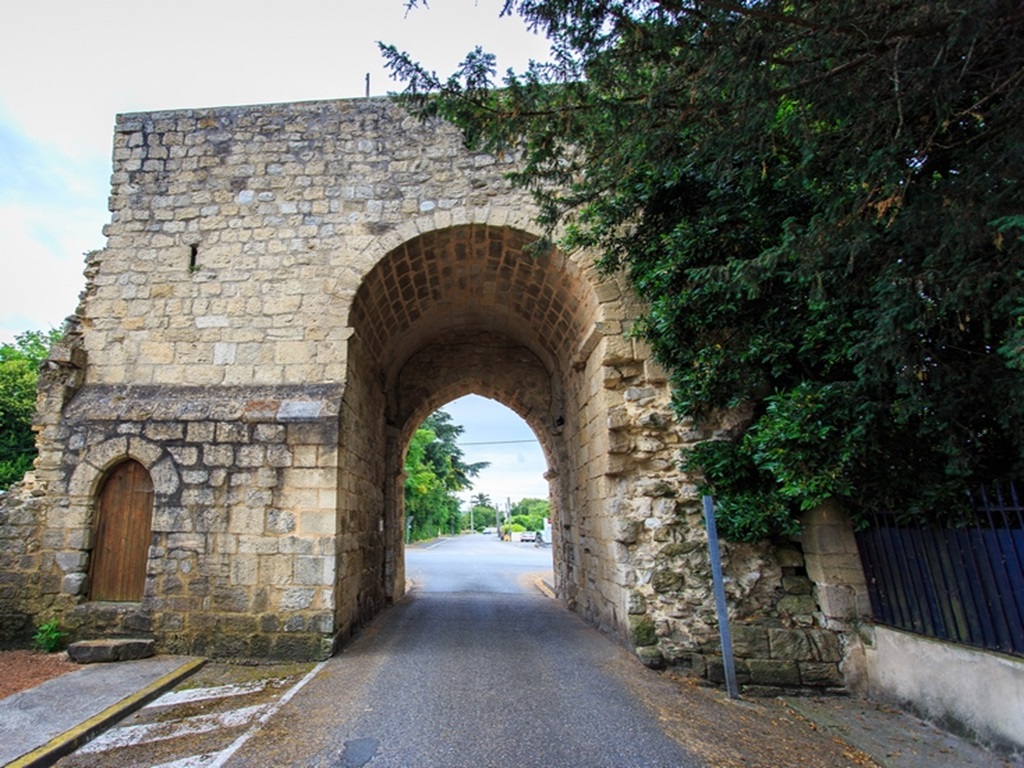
left=613, top=518, right=640, bottom=545
left=651, top=569, right=685, bottom=593
left=748, top=659, right=801, bottom=686
left=635, top=645, right=665, bottom=669
left=798, top=661, right=844, bottom=687
left=775, top=547, right=805, bottom=569
left=55, top=551, right=87, bottom=573
left=769, top=629, right=813, bottom=661
left=814, top=583, right=866, bottom=621
left=806, top=629, right=843, bottom=662
left=805, top=558, right=867, bottom=587
left=61, top=573, right=87, bottom=595
left=628, top=591, right=647, bottom=615
left=281, top=588, right=316, bottom=611
left=659, top=541, right=700, bottom=558
left=267, top=509, right=296, bottom=535
left=731, top=624, right=770, bottom=658
left=236, top=446, right=266, bottom=468
left=203, top=445, right=234, bottom=467
left=783, top=575, right=814, bottom=595
left=295, top=556, right=332, bottom=586
left=705, top=656, right=752, bottom=685
left=211, top=587, right=250, bottom=613
left=801, top=508, right=858, bottom=556
left=778, top=594, right=818, bottom=619
left=67, top=638, right=155, bottom=663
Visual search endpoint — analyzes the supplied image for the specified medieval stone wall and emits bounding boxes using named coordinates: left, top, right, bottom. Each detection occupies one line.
left=0, top=97, right=861, bottom=691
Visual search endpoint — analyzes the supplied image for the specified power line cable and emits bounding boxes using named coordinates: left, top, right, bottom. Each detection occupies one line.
left=461, top=439, right=539, bottom=446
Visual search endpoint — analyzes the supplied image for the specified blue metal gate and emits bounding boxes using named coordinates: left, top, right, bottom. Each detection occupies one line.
left=855, top=483, right=1024, bottom=657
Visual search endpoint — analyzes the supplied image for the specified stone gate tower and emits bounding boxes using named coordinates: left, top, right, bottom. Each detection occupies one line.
left=1, top=99, right=857, bottom=691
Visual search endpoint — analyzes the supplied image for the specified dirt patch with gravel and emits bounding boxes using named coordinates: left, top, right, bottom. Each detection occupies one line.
left=610, top=663, right=882, bottom=768
left=0, top=649, right=80, bottom=699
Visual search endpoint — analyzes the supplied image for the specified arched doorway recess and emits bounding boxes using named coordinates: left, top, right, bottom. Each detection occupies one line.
left=89, top=459, right=155, bottom=602
left=338, top=223, right=623, bottom=639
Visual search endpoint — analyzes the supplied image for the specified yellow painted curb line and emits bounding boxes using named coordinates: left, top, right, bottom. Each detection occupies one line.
left=535, top=577, right=556, bottom=599
left=8, top=656, right=206, bottom=768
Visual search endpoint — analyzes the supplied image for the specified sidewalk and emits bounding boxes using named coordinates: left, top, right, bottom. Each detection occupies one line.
left=782, top=695, right=1021, bottom=768
left=0, top=655, right=204, bottom=767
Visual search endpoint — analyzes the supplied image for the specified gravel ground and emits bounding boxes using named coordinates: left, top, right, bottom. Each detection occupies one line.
left=617, top=669, right=881, bottom=768
left=0, top=648, right=80, bottom=699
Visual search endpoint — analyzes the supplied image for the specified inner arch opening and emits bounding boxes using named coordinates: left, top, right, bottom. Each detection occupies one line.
left=336, top=223, right=604, bottom=644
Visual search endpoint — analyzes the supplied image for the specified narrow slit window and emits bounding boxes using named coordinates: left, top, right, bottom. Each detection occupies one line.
left=189, top=244, right=198, bottom=271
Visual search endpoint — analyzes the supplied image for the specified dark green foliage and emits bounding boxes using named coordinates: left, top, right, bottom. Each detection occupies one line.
left=510, top=497, right=549, bottom=518
left=0, top=330, right=61, bottom=489
left=470, top=492, right=493, bottom=509
left=510, top=514, right=544, bottom=531
left=405, top=410, right=489, bottom=541
left=385, top=1, right=1024, bottom=540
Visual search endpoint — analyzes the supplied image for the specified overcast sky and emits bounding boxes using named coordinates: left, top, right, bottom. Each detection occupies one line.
left=0, top=0, right=551, bottom=504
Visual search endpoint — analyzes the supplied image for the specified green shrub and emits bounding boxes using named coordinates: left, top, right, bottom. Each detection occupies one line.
left=32, top=619, right=67, bottom=653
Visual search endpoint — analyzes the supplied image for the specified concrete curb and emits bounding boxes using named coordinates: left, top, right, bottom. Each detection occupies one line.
left=536, top=576, right=556, bottom=599
left=7, top=657, right=206, bottom=768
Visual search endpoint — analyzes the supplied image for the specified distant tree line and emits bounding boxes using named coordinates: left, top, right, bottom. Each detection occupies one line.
left=462, top=494, right=550, bottom=533
left=0, top=330, right=61, bottom=489
left=404, top=410, right=489, bottom=541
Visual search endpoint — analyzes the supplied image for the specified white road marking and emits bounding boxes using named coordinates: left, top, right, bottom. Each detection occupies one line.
left=146, top=681, right=268, bottom=708
left=200, top=660, right=328, bottom=768
left=76, top=704, right=268, bottom=753
left=76, top=661, right=329, bottom=767
left=150, top=753, right=221, bottom=768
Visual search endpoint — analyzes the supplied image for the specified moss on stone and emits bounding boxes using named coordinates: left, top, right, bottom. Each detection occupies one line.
left=630, top=615, right=658, bottom=647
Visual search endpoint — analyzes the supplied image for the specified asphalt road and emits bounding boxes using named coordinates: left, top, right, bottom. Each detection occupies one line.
left=224, top=534, right=701, bottom=767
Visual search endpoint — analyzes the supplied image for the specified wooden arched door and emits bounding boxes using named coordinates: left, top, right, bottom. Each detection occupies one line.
left=89, top=459, right=154, bottom=602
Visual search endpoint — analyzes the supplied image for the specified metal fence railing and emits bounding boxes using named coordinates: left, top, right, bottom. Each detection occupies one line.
left=855, top=483, right=1024, bottom=657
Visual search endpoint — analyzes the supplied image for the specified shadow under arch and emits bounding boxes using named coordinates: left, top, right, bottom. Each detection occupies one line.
left=338, top=223, right=603, bottom=640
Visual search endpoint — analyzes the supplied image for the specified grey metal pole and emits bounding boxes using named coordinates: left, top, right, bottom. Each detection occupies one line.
left=703, top=495, right=740, bottom=699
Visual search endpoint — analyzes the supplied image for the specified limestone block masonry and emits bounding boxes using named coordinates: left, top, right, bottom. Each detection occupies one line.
left=0, top=98, right=853, bottom=690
